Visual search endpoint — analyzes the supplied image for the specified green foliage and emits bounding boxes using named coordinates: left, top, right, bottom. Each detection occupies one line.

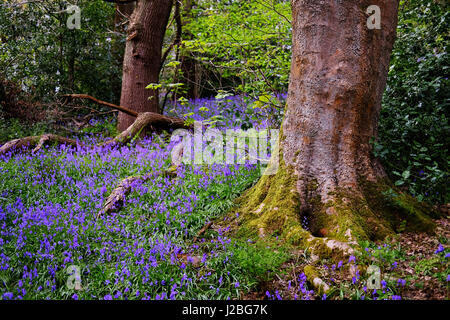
left=357, top=240, right=407, bottom=269
left=0, top=0, right=122, bottom=103
left=80, top=118, right=118, bottom=138
left=180, top=0, right=291, bottom=97
left=0, top=118, right=47, bottom=143
left=375, top=0, right=449, bottom=203
left=208, top=239, right=290, bottom=291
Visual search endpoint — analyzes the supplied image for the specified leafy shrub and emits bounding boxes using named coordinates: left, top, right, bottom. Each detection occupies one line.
left=375, top=0, right=449, bottom=203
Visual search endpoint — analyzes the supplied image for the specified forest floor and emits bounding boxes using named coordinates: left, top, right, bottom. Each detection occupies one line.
left=243, top=217, right=450, bottom=300
left=0, top=111, right=448, bottom=300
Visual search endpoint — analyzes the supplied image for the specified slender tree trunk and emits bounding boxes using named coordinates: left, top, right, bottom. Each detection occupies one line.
left=67, top=53, right=75, bottom=92
left=179, top=0, right=198, bottom=99
left=118, top=0, right=173, bottom=132
left=235, top=0, right=438, bottom=253
left=111, top=1, right=135, bottom=104
left=115, top=1, right=135, bottom=24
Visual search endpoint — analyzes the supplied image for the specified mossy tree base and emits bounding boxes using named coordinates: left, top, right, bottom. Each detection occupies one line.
left=228, top=161, right=440, bottom=259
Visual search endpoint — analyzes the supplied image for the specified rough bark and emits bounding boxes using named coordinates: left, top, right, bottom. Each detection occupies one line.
left=97, top=166, right=179, bottom=218
left=284, top=0, right=395, bottom=206
left=111, top=1, right=136, bottom=102
left=118, top=0, right=173, bottom=132
left=232, top=0, right=439, bottom=256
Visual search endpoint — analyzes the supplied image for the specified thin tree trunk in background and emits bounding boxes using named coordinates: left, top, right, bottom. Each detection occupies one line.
left=111, top=1, right=135, bottom=103
left=115, top=1, right=135, bottom=24
left=180, top=0, right=198, bottom=99
left=118, top=0, right=173, bottom=132
left=67, top=53, right=75, bottom=92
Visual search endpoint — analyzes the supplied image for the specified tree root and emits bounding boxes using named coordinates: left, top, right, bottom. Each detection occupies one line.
left=222, top=155, right=440, bottom=261
left=0, top=94, right=192, bottom=156
left=193, top=221, right=213, bottom=242
left=100, top=111, right=190, bottom=147
left=0, top=134, right=81, bottom=155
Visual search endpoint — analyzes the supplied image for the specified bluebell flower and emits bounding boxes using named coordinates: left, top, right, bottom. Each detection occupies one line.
left=435, top=244, right=444, bottom=254
left=397, top=279, right=406, bottom=287
left=2, top=292, right=13, bottom=300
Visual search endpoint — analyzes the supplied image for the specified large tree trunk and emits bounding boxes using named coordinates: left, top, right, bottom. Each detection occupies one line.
left=118, top=0, right=173, bottom=132
left=234, top=0, right=438, bottom=256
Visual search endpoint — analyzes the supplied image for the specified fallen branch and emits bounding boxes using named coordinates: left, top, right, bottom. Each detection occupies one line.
left=97, top=167, right=179, bottom=218
left=1, top=94, right=192, bottom=156
left=0, top=134, right=81, bottom=156
left=193, top=221, right=213, bottom=242
left=62, top=94, right=138, bottom=117
left=97, top=175, right=151, bottom=218
left=101, top=111, right=191, bottom=147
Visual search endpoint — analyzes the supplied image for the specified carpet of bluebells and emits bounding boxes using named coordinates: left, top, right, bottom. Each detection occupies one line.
left=1, top=96, right=448, bottom=300
left=0, top=96, right=291, bottom=300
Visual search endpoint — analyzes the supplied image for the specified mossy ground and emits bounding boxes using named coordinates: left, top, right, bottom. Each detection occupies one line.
left=223, top=156, right=441, bottom=260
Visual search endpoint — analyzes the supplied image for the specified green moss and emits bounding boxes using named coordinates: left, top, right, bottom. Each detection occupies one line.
left=303, top=265, right=319, bottom=279
left=303, top=265, right=330, bottom=295
left=234, top=156, right=308, bottom=244
left=225, top=141, right=438, bottom=259
left=304, top=180, right=438, bottom=243
left=360, top=179, right=439, bottom=235
left=308, top=238, right=333, bottom=258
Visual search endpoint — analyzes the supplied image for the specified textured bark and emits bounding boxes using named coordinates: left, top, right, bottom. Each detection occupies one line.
left=111, top=1, right=136, bottom=102
left=283, top=0, right=398, bottom=206
left=97, top=166, right=179, bottom=218
left=97, top=175, right=151, bottom=218
left=118, top=0, right=173, bottom=132
left=233, top=0, right=438, bottom=252
left=0, top=134, right=81, bottom=156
